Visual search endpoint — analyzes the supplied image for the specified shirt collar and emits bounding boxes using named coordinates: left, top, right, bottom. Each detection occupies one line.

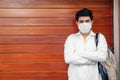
left=75, top=30, right=96, bottom=39
left=76, top=30, right=95, bottom=36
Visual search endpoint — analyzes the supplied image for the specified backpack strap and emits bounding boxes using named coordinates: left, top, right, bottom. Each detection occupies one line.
left=95, top=33, right=99, bottom=47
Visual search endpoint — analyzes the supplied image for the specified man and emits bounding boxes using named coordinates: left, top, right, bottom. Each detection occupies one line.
left=64, top=8, right=108, bottom=80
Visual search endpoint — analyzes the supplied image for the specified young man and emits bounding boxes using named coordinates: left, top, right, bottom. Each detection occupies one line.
left=64, top=8, right=108, bottom=80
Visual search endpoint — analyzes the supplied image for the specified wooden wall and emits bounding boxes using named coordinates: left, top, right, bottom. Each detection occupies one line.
left=0, top=0, right=113, bottom=80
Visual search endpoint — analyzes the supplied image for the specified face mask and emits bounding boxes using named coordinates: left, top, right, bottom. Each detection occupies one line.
left=78, top=23, right=92, bottom=33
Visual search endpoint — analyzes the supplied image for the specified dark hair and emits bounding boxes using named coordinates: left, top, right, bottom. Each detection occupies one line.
left=75, top=8, right=93, bottom=21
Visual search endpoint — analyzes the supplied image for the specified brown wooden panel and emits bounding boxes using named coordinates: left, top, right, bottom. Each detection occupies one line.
left=0, top=9, right=112, bottom=18
left=0, top=17, right=112, bottom=26
left=0, top=78, right=67, bottom=80
left=0, top=18, right=75, bottom=26
left=0, top=0, right=112, bottom=9
left=0, top=71, right=67, bottom=78
left=0, top=62, right=68, bottom=71
left=0, top=44, right=63, bottom=53
left=0, top=35, right=112, bottom=44
left=0, top=26, right=112, bottom=35
left=0, top=36, right=67, bottom=44
left=0, top=26, right=77, bottom=35
left=0, top=53, right=64, bottom=62
left=93, top=17, right=112, bottom=25
left=92, top=26, right=112, bottom=35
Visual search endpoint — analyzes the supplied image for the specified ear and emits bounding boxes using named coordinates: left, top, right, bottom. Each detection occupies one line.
left=91, top=20, right=94, bottom=25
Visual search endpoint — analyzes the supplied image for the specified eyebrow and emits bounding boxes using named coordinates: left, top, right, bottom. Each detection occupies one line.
left=78, top=19, right=91, bottom=22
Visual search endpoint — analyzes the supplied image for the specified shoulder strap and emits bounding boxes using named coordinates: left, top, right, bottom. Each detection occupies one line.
left=95, top=33, right=99, bottom=47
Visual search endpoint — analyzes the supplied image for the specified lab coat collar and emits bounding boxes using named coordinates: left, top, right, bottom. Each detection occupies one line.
left=75, top=30, right=96, bottom=40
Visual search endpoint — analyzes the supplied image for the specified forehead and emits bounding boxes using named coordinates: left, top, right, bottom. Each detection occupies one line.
left=78, top=16, right=91, bottom=20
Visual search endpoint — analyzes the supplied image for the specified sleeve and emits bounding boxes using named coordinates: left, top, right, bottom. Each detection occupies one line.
left=64, top=34, right=95, bottom=65
left=81, top=33, right=108, bottom=62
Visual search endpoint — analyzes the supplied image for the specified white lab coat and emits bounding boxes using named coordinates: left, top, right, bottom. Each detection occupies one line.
left=64, top=31, right=108, bottom=80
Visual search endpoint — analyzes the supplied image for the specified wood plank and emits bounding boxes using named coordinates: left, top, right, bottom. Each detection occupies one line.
left=0, top=17, right=112, bottom=26
left=0, top=62, right=68, bottom=71
left=0, top=9, right=112, bottom=18
left=0, top=53, right=64, bottom=62
left=0, top=35, right=112, bottom=44
left=0, top=18, right=75, bottom=26
left=0, top=26, right=112, bottom=35
left=0, top=44, right=63, bottom=53
left=0, top=71, right=67, bottom=78
left=0, top=78, right=68, bottom=80
left=0, top=26, right=77, bottom=35
left=92, top=26, right=112, bottom=35
left=0, top=0, right=112, bottom=9
left=0, top=36, right=67, bottom=44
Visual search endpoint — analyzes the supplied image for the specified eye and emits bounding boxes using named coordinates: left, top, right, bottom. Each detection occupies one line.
left=85, top=20, right=91, bottom=23
left=79, top=20, right=84, bottom=23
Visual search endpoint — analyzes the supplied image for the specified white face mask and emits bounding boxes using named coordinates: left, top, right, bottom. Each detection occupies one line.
left=78, top=23, right=92, bottom=33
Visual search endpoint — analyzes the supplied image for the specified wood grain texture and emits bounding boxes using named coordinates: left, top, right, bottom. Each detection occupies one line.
left=0, top=53, right=64, bottom=62
left=0, top=78, right=68, bottom=80
left=0, top=9, right=112, bottom=17
left=0, top=0, right=113, bottom=80
left=0, top=44, right=63, bottom=53
left=0, top=62, right=68, bottom=71
left=0, top=71, right=67, bottom=78
left=0, top=0, right=112, bottom=9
